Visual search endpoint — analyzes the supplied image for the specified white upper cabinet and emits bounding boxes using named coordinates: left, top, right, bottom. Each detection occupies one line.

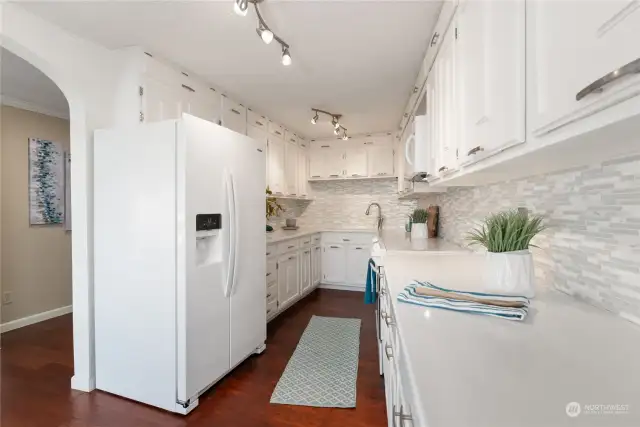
left=268, top=121, right=285, bottom=139
left=247, top=124, right=269, bottom=187
left=297, top=147, right=309, bottom=197
left=247, top=109, right=268, bottom=130
left=183, top=87, right=221, bottom=124
left=529, top=0, right=640, bottom=136
left=221, top=96, right=247, bottom=135
left=143, top=77, right=184, bottom=122
left=310, top=143, right=345, bottom=178
left=345, top=146, right=368, bottom=177
left=284, top=141, right=299, bottom=195
left=267, top=136, right=286, bottom=195
left=368, top=146, right=394, bottom=177
left=456, top=0, right=525, bottom=164
left=284, top=130, right=298, bottom=146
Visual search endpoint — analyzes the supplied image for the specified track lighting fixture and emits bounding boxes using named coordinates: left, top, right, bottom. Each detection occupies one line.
left=311, top=108, right=349, bottom=140
left=234, top=0, right=248, bottom=16
left=234, top=0, right=292, bottom=66
left=281, top=47, right=292, bottom=66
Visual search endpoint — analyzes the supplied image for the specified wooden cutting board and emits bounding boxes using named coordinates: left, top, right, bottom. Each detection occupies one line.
left=415, top=287, right=527, bottom=308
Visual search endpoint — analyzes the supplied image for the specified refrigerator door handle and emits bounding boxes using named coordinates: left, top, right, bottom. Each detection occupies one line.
left=224, top=170, right=239, bottom=298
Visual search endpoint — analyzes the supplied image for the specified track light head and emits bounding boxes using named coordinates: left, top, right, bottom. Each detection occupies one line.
left=234, top=0, right=248, bottom=16
left=342, top=132, right=349, bottom=141
left=257, top=22, right=274, bottom=44
left=281, top=47, right=292, bottom=66
left=311, top=112, right=319, bottom=124
left=334, top=127, right=340, bottom=136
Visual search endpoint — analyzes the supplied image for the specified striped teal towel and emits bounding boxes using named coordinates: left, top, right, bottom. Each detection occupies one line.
left=397, top=281, right=530, bottom=321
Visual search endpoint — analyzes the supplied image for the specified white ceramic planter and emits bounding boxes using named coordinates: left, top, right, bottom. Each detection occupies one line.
left=411, top=223, right=427, bottom=240
left=484, top=250, right=535, bottom=298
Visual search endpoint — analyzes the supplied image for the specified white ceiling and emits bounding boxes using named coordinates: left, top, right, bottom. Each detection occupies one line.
left=1, top=48, right=69, bottom=118
left=18, top=1, right=442, bottom=137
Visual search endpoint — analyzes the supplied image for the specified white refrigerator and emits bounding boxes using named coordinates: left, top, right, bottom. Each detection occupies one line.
left=93, top=114, right=266, bottom=414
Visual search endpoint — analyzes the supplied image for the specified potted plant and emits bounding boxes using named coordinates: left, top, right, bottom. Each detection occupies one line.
left=410, top=208, right=428, bottom=240
left=266, top=186, right=284, bottom=232
left=467, top=210, right=546, bottom=298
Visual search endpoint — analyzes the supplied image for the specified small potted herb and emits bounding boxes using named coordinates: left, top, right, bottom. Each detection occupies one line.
left=467, top=209, right=546, bottom=298
left=410, top=208, right=428, bottom=241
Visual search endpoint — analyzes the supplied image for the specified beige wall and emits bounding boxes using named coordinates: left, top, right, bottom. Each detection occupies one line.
left=1, top=105, right=71, bottom=323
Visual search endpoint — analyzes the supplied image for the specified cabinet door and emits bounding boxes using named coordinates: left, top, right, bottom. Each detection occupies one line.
left=456, top=0, right=525, bottom=161
left=424, top=72, right=439, bottom=181
left=182, top=86, right=221, bottom=124
left=433, top=23, right=458, bottom=174
left=248, top=125, right=269, bottom=186
left=267, top=137, right=285, bottom=195
left=284, top=141, right=299, bottom=195
left=345, top=147, right=368, bottom=177
left=221, top=96, right=247, bottom=135
left=346, top=245, right=371, bottom=286
left=529, top=0, right=640, bottom=135
left=368, top=146, right=394, bottom=177
left=311, top=245, right=321, bottom=285
left=278, top=255, right=299, bottom=308
left=325, top=149, right=346, bottom=178
left=297, top=149, right=309, bottom=197
left=322, top=244, right=347, bottom=283
left=300, top=249, right=311, bottom=294
left=143, top=77, right=184, bottom=122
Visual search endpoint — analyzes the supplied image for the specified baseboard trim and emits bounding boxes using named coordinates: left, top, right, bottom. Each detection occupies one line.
left=1, top=305, right=72, bottom=333
left=319, top=283, right=365, bottom=292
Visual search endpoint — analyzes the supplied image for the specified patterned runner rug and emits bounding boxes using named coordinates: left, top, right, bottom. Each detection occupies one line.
left=270, top=315, right=361, bottom=408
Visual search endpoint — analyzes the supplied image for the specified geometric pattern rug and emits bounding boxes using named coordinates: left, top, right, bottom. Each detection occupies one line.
left=270, top=315, right=361, bottom=408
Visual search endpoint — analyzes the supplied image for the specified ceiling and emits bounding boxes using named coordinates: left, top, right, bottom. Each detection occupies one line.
left=1, top=48, right=69, bottom=118
left=18, top=1, right=442, bottom=138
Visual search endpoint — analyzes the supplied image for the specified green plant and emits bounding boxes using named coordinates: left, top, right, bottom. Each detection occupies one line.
left=410, top=208, right=428, bottom=224
left=266, top=186, right=284, bottom=219
left=467, top=210, right=546, bottom=253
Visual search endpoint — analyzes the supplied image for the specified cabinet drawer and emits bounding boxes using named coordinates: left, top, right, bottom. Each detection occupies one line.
left=266, top=244, right=277, bottom=258
left=323, top=232, right=374, bottom=245
left=266, top=260, right=277, bottom=281
left=266, top=282, right=277, bottom=303
left=277, top=239, right=299, bottom=254
left=247, top=109, right=267, bottom=129
left=300, top=235, right=312, bottom=247
left=266, top=299, right=278, bottom=319
left=268, top=121, right=285, bottom=138
left=284, top=130, right=298, bottom=145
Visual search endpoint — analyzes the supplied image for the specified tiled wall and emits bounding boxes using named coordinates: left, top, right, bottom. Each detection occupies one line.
left=269, top=178, right=417, bottom=230
left=431, top=154, right=640, bottom=324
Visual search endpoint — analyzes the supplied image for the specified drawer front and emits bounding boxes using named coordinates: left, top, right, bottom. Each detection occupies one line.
left=277, top=239, right=300, bottom=254
left=268, top=121, right=285, bottom=138
left=323, top=232, right=374, bottom=245
left=266, top=244, right=277, bottom=258
left=300, top=235, right=312, bottom=247
left=266, top=282, right=277, bottom=303
left=266, top=299, right=278, bottom=319
left=267, top=259, right=277, bottom=281
left=247, top=109, right=267, bottom=129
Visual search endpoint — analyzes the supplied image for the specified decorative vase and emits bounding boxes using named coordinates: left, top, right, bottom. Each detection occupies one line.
left=411, top=223, right=427, bottom=240
left=484, top=250, right=535, bottom=298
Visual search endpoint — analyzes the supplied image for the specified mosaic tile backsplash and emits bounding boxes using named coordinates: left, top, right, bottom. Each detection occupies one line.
left=269, top=179, right=417, bottom=231
left=432, top=154, right=640, bottom=324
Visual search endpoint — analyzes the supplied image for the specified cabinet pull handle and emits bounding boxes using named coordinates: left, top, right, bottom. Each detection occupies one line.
left=377, top=173, right=387, bottom=176
left=330, top=245, right=339, bottom=249
left=438, top=166, right=448, bottom=172
left=231, top=108, right=241, bottom=115
left=311, top=175, right=321, bottom=178
left=343, top=238, right=350, bottom=242
left=267, top=293, right=272, bottom=298
left=467, top=146, right=484, bottom=156
left=355, top=247, right=363, bottom=250
left=288, top=245, right=295, bottom=249
left=384, top=314, right=396, bottom=327
left=266, top=252, right=271, bottom=256
left=351, top=174, right=361, bottom=177
left=255, top=121, right=263, bottom=126
left=430, top=32, right=440, bottom=46
left=267, top=308, right=272, bottom=314
left=364, top=141, right=373, bottom=145
left=329, top=174, right=340, bottom=177
left=288, top=256, right=295, bottom=260
left=304, top=250, right=310, bottom=254
left=399, top=405, right=412, bottom=422
left=385, top=344, right=394, bottom=360
left=576, top=57, right=640, bottom=101
left=181, top=84, right=195, bottom=92
left=266, top=272, right=271, bottom=277
left=275, top=130, right=282, bottom=135
left=320, top=145, right=331, bottom=148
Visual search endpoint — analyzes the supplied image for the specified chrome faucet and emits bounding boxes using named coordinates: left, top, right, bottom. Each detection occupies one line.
left=365, top=202, right=384, bottom=232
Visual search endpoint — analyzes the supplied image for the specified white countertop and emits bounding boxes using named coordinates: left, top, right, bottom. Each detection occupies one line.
left=376, top=230, right=467, bottom=254
left=266, top=228, right=375, bottom=244
left=383, top=252, right=640, bottom=427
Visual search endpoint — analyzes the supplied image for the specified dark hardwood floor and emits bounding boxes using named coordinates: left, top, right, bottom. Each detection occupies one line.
left=1, top=289, right=386, bottom=427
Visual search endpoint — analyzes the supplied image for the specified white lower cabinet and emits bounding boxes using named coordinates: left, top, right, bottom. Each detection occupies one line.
left=346, top=245, right=370, bottom=285
left=300, top=248, right=312, bottom=295
left=277, top=252, right=299, bottom=309
left=311, top=245, right=321, bottom=285
left=322, top=244, right=348, bottom=283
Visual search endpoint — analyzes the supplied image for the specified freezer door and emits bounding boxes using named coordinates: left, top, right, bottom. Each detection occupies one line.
left=177, top=115, right=232, bottom=402
left=226, top=123, right=267, bottom=367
